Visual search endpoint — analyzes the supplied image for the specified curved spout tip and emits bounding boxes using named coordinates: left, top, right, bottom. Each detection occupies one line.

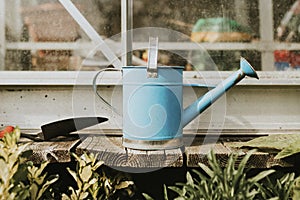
left=240, top=57, right=259, bottom=79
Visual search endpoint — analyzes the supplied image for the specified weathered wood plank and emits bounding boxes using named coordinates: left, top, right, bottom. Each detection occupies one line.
left=127, top=148, right=183, bottom=168
left=224, top=141, right=293, bottom=168
left=76, top=136, right=183, bottom=168
left=25, top=138, right=80, bottom=164
left=21, top=133, right=295, bottom=169
left=185, top=136, right=293, bottom=168
left=185, top=136, right=233, bottom=167
left=76, top=136, right=128, bottom=167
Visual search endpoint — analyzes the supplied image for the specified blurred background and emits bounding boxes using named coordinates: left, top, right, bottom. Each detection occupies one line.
left=2, top=0, right=299, bottom=71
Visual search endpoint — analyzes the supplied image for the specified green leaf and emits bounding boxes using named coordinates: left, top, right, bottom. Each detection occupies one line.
left=198, top=163, right=213, bottom=178
left=293, top=177, right=300, bottom=200
left=0, top=159, right=8, bottom=180
left=249, top=169, right=275, bottom=183
left=88, top=177, right=97, bottom=185
left=68, top=187, right=78, bottom=200
left=232, top=134, right=300, bottom=151
left=80, top=165, right=92, bottom=182
left=207, top=151, right=222, bottom=175
left=163, top=185, right=169, bottom=200
left=79, top=191, right=89, bottom=199
left=168, top=186, right=185, bottom=196
left=82, top=182, right=92, bottom=192
left=92, top=160, right=104, bottom=171
left=67, top=168, right=78, bottom=182
left=37, top=174, right=59, bottom=199
left=268, top=197, right=280, bottom=200
left=238, top=149, right=256, bottom=171
left=114, top=180, right=134, bottom=190
left=186, top=172, right=194, bottom=187
left=174, top=197, right=187, bottom=200
left=61, top=194, right=71, bottom=200
left=191, top=169, right=209, bottom=182
left=275, top=138, right=300, bottom=159
left=29, top=183, right=38, bottom=199
left=142, top=193, right=155, bottom=200
left=104, top=179, right=112, bottom=196
left=38, top=174, right=47, bottom=185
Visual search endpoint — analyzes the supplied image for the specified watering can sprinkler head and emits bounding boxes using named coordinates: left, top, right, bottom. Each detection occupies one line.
left=240, top=57, right=259, bottom=79
left=182, top=57, right=259, bottom=127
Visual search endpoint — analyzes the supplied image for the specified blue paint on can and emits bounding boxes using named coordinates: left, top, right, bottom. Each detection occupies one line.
left=122, top=66, right=184, bottom=141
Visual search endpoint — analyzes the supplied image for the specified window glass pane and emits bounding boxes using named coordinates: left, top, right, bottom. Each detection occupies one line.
left=132, top=0, right=261, bottom=71
left=4, top=0, right=120, bottom=71
left=2, top=0, right=300, bottom=71
left=274, top=0, right=300, bottom=71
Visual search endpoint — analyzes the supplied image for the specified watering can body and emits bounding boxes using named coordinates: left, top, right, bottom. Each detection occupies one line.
left=122, top=58, right=258, bottom=150
left=122, top=66, right=184, bottom=149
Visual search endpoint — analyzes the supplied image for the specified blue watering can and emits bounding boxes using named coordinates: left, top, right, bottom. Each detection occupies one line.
left=94, top=38, right=259, bottom=150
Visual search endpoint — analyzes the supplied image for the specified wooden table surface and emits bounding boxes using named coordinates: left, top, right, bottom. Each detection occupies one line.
left=23, top=130, right=293, bottom=168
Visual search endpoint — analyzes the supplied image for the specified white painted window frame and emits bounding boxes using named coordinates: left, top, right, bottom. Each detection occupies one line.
left=0, top=0, right=294, bottom=72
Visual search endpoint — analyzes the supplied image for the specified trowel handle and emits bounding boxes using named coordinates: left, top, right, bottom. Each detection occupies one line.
left=92, top=68, right=121, bottom=115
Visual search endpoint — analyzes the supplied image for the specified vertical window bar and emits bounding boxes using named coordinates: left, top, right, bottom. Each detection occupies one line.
left=259, top=0, right=275, bottom=71
left=0, top=0, right=5, bottom=70
left=121, top=0, right=133, bottom=66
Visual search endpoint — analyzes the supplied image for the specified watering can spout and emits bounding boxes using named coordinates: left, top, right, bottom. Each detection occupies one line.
left=182, top=57, right=258, bottom=127
left=240, top=57, right=259, bottom=79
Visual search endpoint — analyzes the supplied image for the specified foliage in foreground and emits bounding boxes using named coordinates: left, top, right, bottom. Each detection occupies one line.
left=0, top=127, right=58, bottom=200
left=2, top=127, right=300, bottom=199
left=0, top=127, right=136, bottom=200
left=256, top=172, right=296, bottom=200
left=168, top=150, right=275, bottom=200
left=144, top=150, right=300, bottom=200
left=230, top=134, right=300, bottom=159
left=62, top=153, right=135, bottom=200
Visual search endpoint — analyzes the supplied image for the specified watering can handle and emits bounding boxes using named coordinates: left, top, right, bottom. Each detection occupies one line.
left=147, top=37, right=159, bottom=78
left=92, top=68, right=122, bottom=115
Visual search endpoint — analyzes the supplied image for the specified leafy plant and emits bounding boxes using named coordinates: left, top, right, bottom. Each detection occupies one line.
left=275, top=139, right=300, bottom=159
left=0, top=127, right=29, bottom=200
left=26, top=161, right=59, bottom=199
left=62, top=152, right=135, bottom=200
left=167, top=150, right=275, bottom=200
left=143, top=185, right=168, bottom=200
left=256, top=172, right=296, bottom=200
left=293, top=176, right=300, bottom=200
left=231, top=134, right=300, bottom=159
left=62, top=153, right=104, bottom=200
left=231, top=134, right=300, bottom=151
left=0, top=126, right=58, bottom=200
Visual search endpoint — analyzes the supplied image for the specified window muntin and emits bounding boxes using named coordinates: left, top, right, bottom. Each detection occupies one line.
left=1, top=0, right=300, bottom=71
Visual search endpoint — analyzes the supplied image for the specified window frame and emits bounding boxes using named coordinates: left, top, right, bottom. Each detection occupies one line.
left=1, top=0, right=300, bottom=72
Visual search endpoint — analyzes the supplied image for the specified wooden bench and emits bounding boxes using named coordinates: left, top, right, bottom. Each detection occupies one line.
left=24, top=130, right=293, bottom=168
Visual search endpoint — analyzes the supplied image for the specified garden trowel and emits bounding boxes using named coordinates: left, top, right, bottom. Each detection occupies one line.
left=21, top=117, right=108, bottom=141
